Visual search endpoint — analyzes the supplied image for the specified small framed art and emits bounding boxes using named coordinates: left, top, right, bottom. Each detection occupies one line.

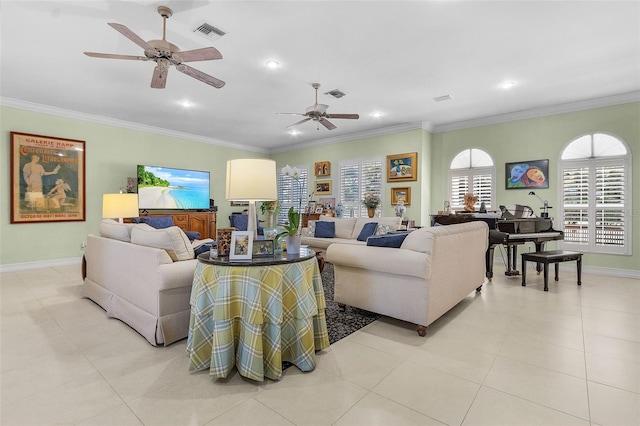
left=315, top=206, right=324, bottom=214
left=314, top=161, right=331, bottom=176
left=505, top=159, right=549, bottom=189
left=391, top=187, right=411, bottom=205
left=252, top=239, right=275, bottom=257
left=262, top=227, right=279, bottom=240
left=315, top=180, right=332, bottom=195
left=387, top=152, right=417, bottom=182
left=229, top=231, right=253, bottom=261
left=307, top=201, right=316, bottom=213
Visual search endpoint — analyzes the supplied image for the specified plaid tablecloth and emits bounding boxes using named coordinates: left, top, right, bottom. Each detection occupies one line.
left=186, top=256, right=330, bottom=381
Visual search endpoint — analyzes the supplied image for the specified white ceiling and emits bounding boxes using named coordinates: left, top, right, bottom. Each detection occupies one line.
left=2, top=1, right=639, bottom=153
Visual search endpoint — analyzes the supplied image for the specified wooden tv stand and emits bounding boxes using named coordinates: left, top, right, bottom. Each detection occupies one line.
left=137, top=211, right=217, bottom=239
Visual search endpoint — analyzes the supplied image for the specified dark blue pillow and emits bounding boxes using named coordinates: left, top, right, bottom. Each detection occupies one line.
left=357, top=222, right=378, bottom=241
left=133, top=215, right=174, bottom=229
left=366, top=232, right=409, bottom=248
left=315, top=221, right=335, bottom=238
left=184, top=231, right=201, bottom=241
left=194, top=242, right=214, bottom=256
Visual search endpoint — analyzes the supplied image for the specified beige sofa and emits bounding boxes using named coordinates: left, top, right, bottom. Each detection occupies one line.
left=82, top=219, right=208, bottom=346
left=326, top=221, right=489, bottom=335
left=301, top=215, right=403, bottom=251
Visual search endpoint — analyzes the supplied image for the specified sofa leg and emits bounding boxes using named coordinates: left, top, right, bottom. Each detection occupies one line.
left=476, top=285, right=482, bottom=292
left=337, top=303, right=346, bottom=312
left=416, top=325, right=427, bottom=337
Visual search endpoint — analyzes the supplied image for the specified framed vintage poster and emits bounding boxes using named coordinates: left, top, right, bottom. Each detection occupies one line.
left=229, top=231, right=253, bottom=261
left=314, top=161, right=331, bottom=176
left=387, top=152, right=417, bottom=182
left=10, top=132, right=86, bottom=224
left=315, top=180, right=332, bottom=195
left=505, top=159, right=549, bottom=189
left=391, top=187, right=411, bottom=205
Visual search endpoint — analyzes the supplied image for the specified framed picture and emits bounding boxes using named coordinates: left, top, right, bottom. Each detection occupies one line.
left=315, top=180, right=332, bottom=195
left=314, top=161, right=331, bottom=176
left=10, top=132, right=86, bottom=224
left=319, top=197, right=335, bottom=210
left=307, top=201, right=316, bottom=213
left=387, top=152, right=418, bottom=182
left=229, top=231, right=253, bottom=261
left=505, top=159, right=549, bottom=189
left=391, top=187, right=411, bottom=205
left=252, top=239, right=274, bottom=257
left=262, top=227, right=279, bottom=240
left=315, top=206, right=324, bottom=214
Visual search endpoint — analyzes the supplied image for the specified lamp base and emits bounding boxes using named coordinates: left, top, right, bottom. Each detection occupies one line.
left=247, top=201, right=258, bottom=239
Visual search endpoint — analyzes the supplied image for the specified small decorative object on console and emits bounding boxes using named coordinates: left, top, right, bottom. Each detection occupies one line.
left=463, top=193, right=478, bottom=211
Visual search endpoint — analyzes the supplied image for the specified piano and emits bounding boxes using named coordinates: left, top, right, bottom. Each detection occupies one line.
left=430, top=212, right=564, bottom=280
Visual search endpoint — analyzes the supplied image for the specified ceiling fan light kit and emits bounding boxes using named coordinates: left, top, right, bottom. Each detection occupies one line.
left=84, top=6, right=225, bottom=89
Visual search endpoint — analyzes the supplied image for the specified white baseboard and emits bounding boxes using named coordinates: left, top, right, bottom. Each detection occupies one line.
left=0, top=257, right=83, bottom=273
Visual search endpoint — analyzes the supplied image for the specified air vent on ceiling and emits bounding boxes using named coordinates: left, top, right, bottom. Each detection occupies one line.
left=193, top=22, right=226, bottom=39
left=433, top=94, right=453, bottom=102
left=325, top=89, right=346, bottom=99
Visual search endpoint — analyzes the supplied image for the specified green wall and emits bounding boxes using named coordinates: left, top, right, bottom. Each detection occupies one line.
left=431, top=102, right=639, bottom=273
left=0, top=106, right=264, bottom=265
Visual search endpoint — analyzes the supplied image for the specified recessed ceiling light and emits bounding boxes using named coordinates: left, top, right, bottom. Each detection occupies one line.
left=499, top=81, right=516, bottom=89
left=288, top=129, right=300, bottom=135
left=179, top=100, right=193, bottom=108
left=265, top=60, right=280, bottom=69
left=371, top=111, right=383, bottom=118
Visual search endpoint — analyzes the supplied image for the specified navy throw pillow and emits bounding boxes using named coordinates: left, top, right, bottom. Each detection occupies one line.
left=194, top=242, right=213, bottom=256
left=357, top=222, right=378, bottom=241
left=133, top=215, right=174, bottom=229
left=366, top=232, right=410, bottom=248
left=315, top=221, right=335, bottom=238
left=184, top=231, right=201, bottom=242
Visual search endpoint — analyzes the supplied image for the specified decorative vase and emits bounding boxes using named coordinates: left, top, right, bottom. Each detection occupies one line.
left=285, top=235, right=302, bottom=254
left=394, top=200, right=406, bottom=220
left=335, top=203, right=345, bottom=218
left=367, top=208, right=376, bottom=218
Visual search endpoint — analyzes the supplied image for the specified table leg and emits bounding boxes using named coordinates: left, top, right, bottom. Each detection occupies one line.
left=521, top=257, right=527, bottom=286
left=555, top=263, right=559, bottom=281
left=543, top=262, right=549, bottom=291
left=577, top=256, right=582, bottom=285
left=486, top=246, right=495, bottom=281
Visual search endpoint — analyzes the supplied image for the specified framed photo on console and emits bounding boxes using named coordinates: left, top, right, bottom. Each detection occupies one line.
left=10, top=132, right=86, bottom=224
left=229, top=231, right=253, bottom=261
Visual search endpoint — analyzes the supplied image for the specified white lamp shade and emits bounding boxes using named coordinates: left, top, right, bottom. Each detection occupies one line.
left=102, top=193, right=139, bottom=219
left=226, top=159, right=278, bottom=201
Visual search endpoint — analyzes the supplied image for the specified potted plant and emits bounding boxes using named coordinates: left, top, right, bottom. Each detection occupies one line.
left=275, top=207, right=302, bottom=254
left=362, top=192, right=381, bottom=218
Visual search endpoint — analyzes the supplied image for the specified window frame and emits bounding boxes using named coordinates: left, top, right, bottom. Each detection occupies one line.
left=448, top=149, right=496, bottom=211
left=339, top=157, right=384, bottom=218
left=276, top=165, right=308, bottom=225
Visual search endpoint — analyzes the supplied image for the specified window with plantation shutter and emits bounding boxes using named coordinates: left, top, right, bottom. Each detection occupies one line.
left=339, top=158, right=383, bottom=217
left=449, top=149, right=495, bottom=211
left=276, top=166, right=308, bottom=224
left=559, top=133, right=631, bottom=255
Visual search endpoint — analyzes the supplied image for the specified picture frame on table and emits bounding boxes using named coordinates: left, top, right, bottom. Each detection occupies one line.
left=252, top=239, right=275, bottom=257
left=505, top=159, right=549, bottom=189
left=315, top=180, right=332, bottom=195
left=10, top=131, right=86, bottom=224
left=391, top=186, right=411, bottom=205
left=307, top=201, right=316, bottom=213
left=229, top=231, right=253, bottom=261
left=315, top=206, right=324, bottom=214
left=387, top=152, right=418, bottom=182
left=262, top=227, right=279, bottom=240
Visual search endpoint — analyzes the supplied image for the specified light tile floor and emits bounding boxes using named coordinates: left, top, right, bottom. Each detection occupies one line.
left=1, top=264, right=639, bottom=425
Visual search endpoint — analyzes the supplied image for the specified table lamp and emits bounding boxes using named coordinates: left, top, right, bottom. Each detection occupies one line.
left=226, top=158, right=278, bottom=239
left=102, top=193, right=139, bottom=223
left=528, top=191, right=551, bottom=218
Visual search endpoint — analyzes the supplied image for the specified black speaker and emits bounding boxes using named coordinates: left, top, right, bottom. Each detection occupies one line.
left=209, top=199, right=215, bottom=208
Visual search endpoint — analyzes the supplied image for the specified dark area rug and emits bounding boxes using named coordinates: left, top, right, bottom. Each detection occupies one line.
left=321, top=262, right=381, bottom=344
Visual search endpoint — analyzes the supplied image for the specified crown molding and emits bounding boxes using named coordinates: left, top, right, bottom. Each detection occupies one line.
left=432, top=91, right=640, bottom=133
left=0, top=97, right=269, bottom=154
left=269, top=121, right=425, bottom=154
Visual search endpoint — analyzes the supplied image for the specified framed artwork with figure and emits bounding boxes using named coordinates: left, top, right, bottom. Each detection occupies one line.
left=10, top=132, right=86, bottom=224
left=505, top=159, right=549, bottom=189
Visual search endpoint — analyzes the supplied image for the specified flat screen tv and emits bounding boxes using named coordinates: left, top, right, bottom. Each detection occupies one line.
left=137, top=165, right=210, bottom=210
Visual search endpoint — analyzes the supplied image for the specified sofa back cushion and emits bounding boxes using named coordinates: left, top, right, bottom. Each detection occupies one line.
left=131, top=224, right=194, bottom=261
left=99, top=219, right=135, bottom=242
left=319, top=216, right=357, bottom=239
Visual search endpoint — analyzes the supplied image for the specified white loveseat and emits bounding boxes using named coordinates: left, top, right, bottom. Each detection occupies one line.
left=82, top=219, right=208, bottom=346
left=301, top=215, right=403, bottom=251
left=326, top=221, right=488, bottom=335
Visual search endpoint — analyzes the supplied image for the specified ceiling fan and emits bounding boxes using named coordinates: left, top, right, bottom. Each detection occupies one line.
left=84, top=5, right=224, bottom=89
left=279, top=83, right=359, bottom=130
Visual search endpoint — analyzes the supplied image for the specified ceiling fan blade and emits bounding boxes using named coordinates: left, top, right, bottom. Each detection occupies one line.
left=287, top=118, right=312, bottom=128
left=319, top=118, right=337, bottom=130
left=276, top=112, right=305, bottom=116
left=108, top=22, right=154, bottom=51
left=151, top=65, right=168, bottom=89
left=84, top=52, right=149, bottom=61
left=327, top=114, right=359, bottom=120
left=176, top=64, right=225, bottom=88
left=175, top=47, right=223, bottom=62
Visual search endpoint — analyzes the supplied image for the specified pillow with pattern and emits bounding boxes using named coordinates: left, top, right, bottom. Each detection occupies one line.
left=302, top=221, right=316, bottom=237
left=375, top=223, right=394, bottom=235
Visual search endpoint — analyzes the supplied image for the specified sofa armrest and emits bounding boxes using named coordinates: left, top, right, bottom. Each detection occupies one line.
left=327, top=244, right=427, bottom=279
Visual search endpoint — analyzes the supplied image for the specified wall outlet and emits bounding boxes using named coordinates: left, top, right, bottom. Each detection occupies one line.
left=80, top=242, right=86, bottom=249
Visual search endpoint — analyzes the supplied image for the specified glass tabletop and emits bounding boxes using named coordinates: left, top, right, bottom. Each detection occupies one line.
left=197, top=247, right=316, bottom=267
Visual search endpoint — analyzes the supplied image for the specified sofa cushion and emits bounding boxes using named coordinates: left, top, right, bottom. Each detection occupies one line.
left=99, top=219, right=135, bottom=242
left=375, top=223, right=395, bottom=235
left=131, top=224, right=194, bottom=261
left=366, top=232, right=409, bottom=248
left=132, top=215, right=174, bottom=229
left=357, top=222, right=378, bottom=241
left=315, top=221, right=335, bottom=238
left=351, top=216, right=402, bottom=239
left=319, top=216, right=357, bottom=239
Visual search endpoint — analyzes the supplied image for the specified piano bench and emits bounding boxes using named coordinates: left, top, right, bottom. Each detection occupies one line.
left=521, top=250, right=582, bottom=291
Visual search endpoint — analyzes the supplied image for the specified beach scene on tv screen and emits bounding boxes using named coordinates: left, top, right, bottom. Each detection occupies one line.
left=137, top=166, right=209, bottom=209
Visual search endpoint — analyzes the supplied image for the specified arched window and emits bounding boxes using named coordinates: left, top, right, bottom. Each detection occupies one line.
left=559, top=133, right=632, bottom=255
left=449, top=149, right=495, bottom=210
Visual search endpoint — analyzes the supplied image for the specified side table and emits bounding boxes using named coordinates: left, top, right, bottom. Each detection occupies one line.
left=521, top=250, right=583, bottom=291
